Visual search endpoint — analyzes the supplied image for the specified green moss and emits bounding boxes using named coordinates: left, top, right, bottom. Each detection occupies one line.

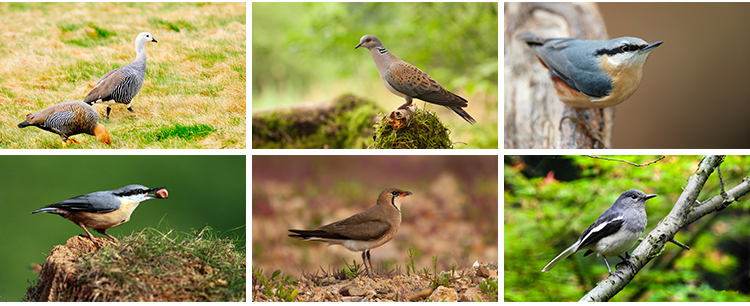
left=371, top=107, right=453, bottom=149
left=251, top=94, right=382, bottom=149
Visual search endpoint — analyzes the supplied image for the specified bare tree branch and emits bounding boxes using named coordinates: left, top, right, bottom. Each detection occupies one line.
left=580, top=155, right=750, bottom=302
left=585, top=155, right=665, bottom=167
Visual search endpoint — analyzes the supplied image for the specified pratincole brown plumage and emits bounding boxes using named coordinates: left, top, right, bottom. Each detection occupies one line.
left=289, top=188, right=412, bottom=276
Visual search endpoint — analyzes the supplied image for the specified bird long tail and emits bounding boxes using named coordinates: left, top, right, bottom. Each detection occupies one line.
left=447, top=106, right=476, bottom=124
left=541, top=243, right=578, bottom=272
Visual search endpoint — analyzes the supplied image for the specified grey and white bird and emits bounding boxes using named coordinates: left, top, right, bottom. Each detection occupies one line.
left=84, top=32, right=157, bottom=119
left=18, top=100, right=111, bottom=146
left=31, top=185, right=168, bottom=245
left=289, top=188, right=412, bottom=276
left=541, top=189, right=657, bottom=274
left=355, top=35, right=476, bottom=124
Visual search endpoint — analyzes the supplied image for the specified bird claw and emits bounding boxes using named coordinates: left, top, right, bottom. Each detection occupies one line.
left=608, top=270, right=625, bottom=280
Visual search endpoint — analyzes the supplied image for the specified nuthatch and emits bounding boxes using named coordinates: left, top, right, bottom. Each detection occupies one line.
left=519, top=33, right=663, bottom=108
left=31, top=185, right=168, bottom=245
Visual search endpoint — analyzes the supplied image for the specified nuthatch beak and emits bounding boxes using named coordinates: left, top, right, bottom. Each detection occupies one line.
left=519, top=33, right=663, bottom=108
left=31, top=185, right=168, bottom=246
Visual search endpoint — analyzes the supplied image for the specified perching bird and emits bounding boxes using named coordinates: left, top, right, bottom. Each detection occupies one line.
left=541, top=189, right=657, bottom=275
left=289, top=188, right=412, bottom=276
left=355, top=35, right=476, bottom=124
left=84, top=32, right=157, bottom=119
left=31, top=185, right=168, bottom=245
left=18, top=100, right=111, bottom=146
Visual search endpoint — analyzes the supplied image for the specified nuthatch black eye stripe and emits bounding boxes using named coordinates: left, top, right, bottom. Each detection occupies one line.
left=518, top=33, right=662, bottom=108
left=594, top=44, right=643, bottom=56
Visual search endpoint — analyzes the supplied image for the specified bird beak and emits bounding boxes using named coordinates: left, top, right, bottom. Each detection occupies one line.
left=355, top=43, right=363, bottom=50
left=645, top=194, right=657, bottom=200
left=643, top=41, right=663, bottom=52
left=401, top=191, right=413, bottom=197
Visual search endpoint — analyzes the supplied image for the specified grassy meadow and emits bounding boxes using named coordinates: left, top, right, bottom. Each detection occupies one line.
left=0, top=2, right=246, bottom=149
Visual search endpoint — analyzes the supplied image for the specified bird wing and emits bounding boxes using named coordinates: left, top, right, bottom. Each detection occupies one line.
left=43, top=194, right=119, bottom=213
left=532, top=39, right=612, bottom=98
left=318, top=219, right=392, bottom=242
left=312, top=206, right=393, bottom=241
left=84, top=68, right=128, bottom=103
left=385, top=61, right=468, bottom=108
left=575, top=212, right=624, bottom=251
left=30, top=110, right=73, bottom=135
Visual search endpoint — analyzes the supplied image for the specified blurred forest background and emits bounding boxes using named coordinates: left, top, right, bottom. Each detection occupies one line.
left=252, top=155, right=498, bottom=279
left=252, top=3, right=498, bottom=148
left=0, top=155, right=245, bottom=301
left=504, top=155, right=750, bottom=301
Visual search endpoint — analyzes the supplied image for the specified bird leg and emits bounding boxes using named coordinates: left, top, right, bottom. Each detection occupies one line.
left=106, top=107, right=112, bottom=120
left=397, top=98, right=413, bottom=110
left=78, top=223, right=102, bottom=247
left=366, top=250, right=374, bottom=276
left=602, top=256, right=626, bottom=280
left=361, top=251, right=370, bottom=276
left=602, top=255, right=613, bottom=274
left=95, top=228, right=119, bottom=243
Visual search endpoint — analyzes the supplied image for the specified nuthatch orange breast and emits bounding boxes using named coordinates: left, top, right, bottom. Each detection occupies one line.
left=519, top=33, right=663, bottom=108
left=31, top=185, right=168, bottom=245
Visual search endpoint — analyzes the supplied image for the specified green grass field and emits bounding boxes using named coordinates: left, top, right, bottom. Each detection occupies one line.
left=0, top=3, right=246, bottom=148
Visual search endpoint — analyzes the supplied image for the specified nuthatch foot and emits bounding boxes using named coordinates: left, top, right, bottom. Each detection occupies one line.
left=519, top=33, right=663, bottom=108
left=31, top=185, right=168, bottom=245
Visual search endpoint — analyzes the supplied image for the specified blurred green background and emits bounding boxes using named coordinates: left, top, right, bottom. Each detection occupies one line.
left=504, top=155, right=750, bottom=301
left=0, top=155, right=246, bottom=301
left=252, top=2, right=498, bottom=146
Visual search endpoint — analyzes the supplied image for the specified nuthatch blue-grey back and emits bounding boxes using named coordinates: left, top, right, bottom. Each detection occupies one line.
left=519, top=33, right=663, bottom=108
left=31, top=185, right=168, bottom=245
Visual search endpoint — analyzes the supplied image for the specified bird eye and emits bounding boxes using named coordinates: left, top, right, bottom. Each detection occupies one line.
left=631, top=194, right=638, bottom=199
left=391, top=191, right=400, bottom=196
left=621, top=45, right=636, bottom=52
